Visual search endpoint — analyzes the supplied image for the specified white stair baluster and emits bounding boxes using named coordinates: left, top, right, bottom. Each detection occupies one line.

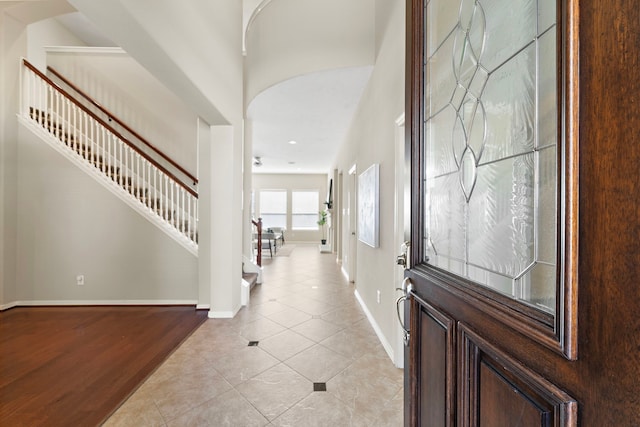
left=153, top=168, right=157, bottom=212
left=164, top=175, right=169, bottom=221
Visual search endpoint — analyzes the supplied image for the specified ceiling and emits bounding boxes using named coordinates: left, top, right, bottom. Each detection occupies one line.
left=53, top=2, right=371, bottom=175
left=247, top=66, right=372, bottom=174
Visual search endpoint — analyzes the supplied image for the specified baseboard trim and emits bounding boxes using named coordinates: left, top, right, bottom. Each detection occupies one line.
left=5, top=299, right=199, bottom=307
left=354, top=289, right=395, bottom=363
left=1, top=301, right=18, bottom=311
left=208, top=304, right=241, bottom=319
left=341, top=266, right=349, bottom=282
left=196, top=304, right=211, bottom=310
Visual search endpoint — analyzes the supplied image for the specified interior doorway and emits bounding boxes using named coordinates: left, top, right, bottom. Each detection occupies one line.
left=345, top=164, right=357, bottom=283
left=336, top=171, right=344, bottom=263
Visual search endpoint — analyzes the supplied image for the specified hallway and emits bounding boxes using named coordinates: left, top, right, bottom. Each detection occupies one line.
left=105, top=244, right=403, bottom=426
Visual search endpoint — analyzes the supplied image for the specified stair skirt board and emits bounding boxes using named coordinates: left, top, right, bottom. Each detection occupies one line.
left=19, top=116, right=198, bottom=256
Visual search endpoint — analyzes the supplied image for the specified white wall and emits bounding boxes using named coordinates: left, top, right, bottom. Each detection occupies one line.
left=2, top=1, right=78, bottom=308
left=332, top=0, right=406, bottom=357
left=253, top=173, right=328, bottom=243
left=27, top=17, right=85, bottom=71
left=0, top=12, right=27, bottom=308
left=15, top=124, right=198, bottom=303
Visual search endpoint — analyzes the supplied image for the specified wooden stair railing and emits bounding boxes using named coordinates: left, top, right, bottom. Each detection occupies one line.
left=22, top=59, right=198, bottom=246
left=47, top=66, right=197, bottom=191
left=252, top=218, right=263, bottom=267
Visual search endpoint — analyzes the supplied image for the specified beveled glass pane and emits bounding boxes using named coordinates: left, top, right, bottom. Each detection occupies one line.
left=459, top=148, right=478, bottom=201
left=431, top=255, right=467, bottom=278
left=482, top=0, right=537, bottom=72
left=450, top=83, right=468, bottom=111
left=482, top=43, right=536, bottom=164
left=453, top=27, right=479, bottom=88
left=468, top=65, right=489, bottom=99
left=427, top=34, right=457, bottom=117
left=538, top=0, right=556, bottom=34
left=426, top=106, right=458, bottom=178
left=538, top=29, right=557, bottom=149
left=426, top=0, right=462, bottom=56
left=459, top=97, right=486, bottom=158
left=516, top=263, right=556, bottom=313
left=537, top=146, right=557, bottom=264
left=456, top=0, right=486, bottom=82
left=468, top=153, right=535, bottom=279
left=468, top=264, right=513, bottom=296
left=426, top=173, right=466, bottom=264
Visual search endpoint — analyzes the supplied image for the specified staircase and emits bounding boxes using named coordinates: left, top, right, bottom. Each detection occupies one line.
left=20, top=59, right=198, bottom=253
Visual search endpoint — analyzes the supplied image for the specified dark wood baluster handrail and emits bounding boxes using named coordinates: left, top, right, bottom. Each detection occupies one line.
left=47, top=66, right=198, bottom=186
left=252, top=218, right=262, bottom=267
left=23, top=59, right=198, bottom=199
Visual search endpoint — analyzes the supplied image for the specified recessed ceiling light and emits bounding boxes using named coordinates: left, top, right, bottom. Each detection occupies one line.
left=288, top=161, right=296, bottom=165
left=288, top=140, right=297, bottom=145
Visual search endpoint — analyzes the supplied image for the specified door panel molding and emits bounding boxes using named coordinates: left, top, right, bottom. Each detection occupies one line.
left=408, top=295, right=456, bottom=426
left=458, top=324, right=577, bottom=426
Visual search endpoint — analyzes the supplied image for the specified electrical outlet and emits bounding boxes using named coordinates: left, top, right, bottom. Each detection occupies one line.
left=76, top=275, right=84, bottom=286
left=377, top=290, right=381, bottom=304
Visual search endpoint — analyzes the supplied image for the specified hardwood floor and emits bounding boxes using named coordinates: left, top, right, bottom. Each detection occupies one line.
left=0, top=306, right=207, bottom=426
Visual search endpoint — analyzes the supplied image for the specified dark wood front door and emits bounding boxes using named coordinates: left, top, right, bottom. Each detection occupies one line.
left=404, top=0, right=640, bottom=425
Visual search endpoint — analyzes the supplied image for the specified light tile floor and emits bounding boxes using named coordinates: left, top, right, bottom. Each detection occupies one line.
left=105, top=244, right=404, bottom=426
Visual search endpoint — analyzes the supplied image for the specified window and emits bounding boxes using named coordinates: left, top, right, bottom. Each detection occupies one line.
left=292, top=190, right=319, bottom=230
left=259, top=190, right=286, bottom=229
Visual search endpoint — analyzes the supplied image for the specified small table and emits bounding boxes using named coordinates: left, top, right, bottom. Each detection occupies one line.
left=262, top=232, right=283, bottom=254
